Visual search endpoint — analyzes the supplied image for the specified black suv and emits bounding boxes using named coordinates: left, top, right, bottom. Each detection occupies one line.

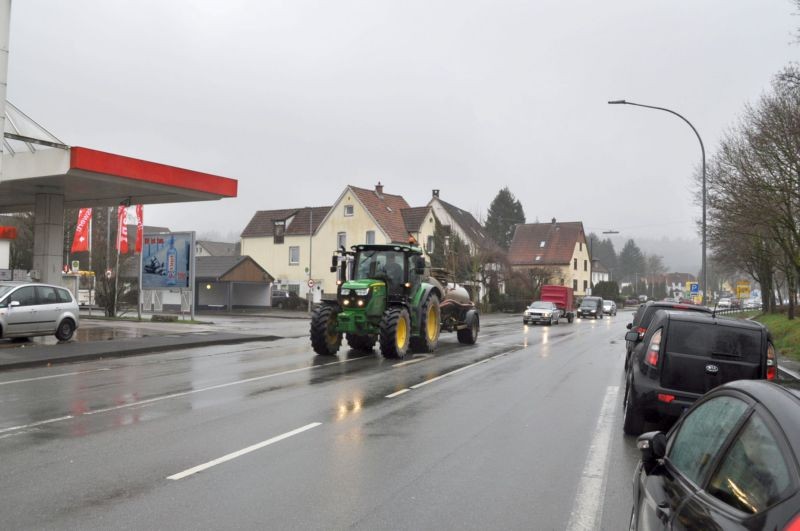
left=622, top=310, right=777, bottom=435
left=576, top=296, right=603, bottom=319
left=624, top=301, right=713, bottom=371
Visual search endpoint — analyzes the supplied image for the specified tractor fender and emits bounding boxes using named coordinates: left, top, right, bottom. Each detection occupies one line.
left=414, top=285, right=442, bottom=330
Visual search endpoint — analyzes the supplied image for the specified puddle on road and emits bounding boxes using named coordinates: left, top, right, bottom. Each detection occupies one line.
left=0, top=327, right=148, bottom=349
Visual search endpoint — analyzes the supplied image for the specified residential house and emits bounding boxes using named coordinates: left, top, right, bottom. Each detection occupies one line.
left=240, top=183, right=437, bottom=299
left=427, top=189, right=503, bottom=301
left=312, top=183, right=436, bottom=294
left=195, top=240, right=239, bottom=257
left=240, top=206, right=331, bottom=298
left=508, top=218, right=592, bottom=296
left=591, top=261, right=610, bottom=287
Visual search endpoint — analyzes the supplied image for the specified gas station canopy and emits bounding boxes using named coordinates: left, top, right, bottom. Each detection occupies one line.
left=0, top=102, right=237, bottom=212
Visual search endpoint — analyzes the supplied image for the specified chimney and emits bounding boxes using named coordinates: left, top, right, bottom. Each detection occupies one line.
left=551, top=217, right=556, bottom=225
left=432, top=189, right=440, bottom=198
left=375, top=181, right=384, bottom=197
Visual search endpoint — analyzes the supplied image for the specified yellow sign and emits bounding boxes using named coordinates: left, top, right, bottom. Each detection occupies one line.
left=736, top=281, right=750, bottom=299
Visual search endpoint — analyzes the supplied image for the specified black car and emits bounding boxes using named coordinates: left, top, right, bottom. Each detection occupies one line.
left=576, top=296, right=603, bottom=319
left=624, top=300, right=713, bottom=371
left=622, top=310, right=776, bottom=436
left=631, top=380, right=800, bottom=530
left=271, top=290, right=302, bottom=310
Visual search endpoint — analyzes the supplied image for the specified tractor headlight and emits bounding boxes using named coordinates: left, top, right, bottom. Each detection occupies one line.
left=340, top=288, right=351, bottom=295
left=354, top=288, right=370, bottom=296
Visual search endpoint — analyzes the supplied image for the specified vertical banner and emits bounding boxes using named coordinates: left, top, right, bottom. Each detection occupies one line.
left=116, top=205, right=129, bottom=254
left=135, top=204, right=144, bottom=253
left=70, top=208, right=92, bottom=253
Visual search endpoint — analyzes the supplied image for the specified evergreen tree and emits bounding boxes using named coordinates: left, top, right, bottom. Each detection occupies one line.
left=484, top=187, right=525, bottom=250
left=618, top=239, right=646, bottom=288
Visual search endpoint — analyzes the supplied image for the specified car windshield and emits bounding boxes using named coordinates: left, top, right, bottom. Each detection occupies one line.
left=0, top=284, right=15, bottom=300
left=530, top=302, right=552, bottom=309
left=580, top=300, right=597, bottom=307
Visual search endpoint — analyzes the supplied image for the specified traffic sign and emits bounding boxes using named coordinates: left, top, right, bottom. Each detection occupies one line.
left=307, top=279, right=315, bottom=289
left=690, top=283, right=699, bottom=294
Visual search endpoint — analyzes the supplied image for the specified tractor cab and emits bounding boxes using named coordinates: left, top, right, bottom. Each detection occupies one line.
left=332, top=244, right=424, bottom=298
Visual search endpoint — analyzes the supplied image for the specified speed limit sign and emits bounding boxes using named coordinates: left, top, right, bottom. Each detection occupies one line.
left=307, top=279, right=315, bottom=288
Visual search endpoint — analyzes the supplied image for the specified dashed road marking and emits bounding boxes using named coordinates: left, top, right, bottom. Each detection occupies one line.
left=0, top=368, right=111, bottom=386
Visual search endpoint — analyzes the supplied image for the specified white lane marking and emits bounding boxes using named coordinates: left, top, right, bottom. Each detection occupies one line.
left=566, top=385, right=620, bottom=531
left=385, top=352, right=508, bottom=398
left=0, top=415, right=75, bottom=436
left=392, top=355, right=432, bottom=368
left=0, top=357, right=361, bottom=435
left=167, top=422, right=321, bottom=480
left=0, top=368, right=111, bottom=386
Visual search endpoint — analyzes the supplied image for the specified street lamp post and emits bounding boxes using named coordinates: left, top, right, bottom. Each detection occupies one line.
left=608, top=99, right=706, bottom=305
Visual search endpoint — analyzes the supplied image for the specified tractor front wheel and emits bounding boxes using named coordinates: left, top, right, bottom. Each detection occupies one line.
left=379, top=306, right=411, bottom=359
left=310, top=305, right=342, bottom=356
left=346, top=333, right=376, bottom=351
left=410, top=294, right=440, bottom=353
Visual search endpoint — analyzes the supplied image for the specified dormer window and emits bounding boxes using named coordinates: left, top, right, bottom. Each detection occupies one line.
left=344, top=205, right=354, bottom=217
left=273, top=220, right=285, bottom=244
left=539, top=241, right=546, bottom=248
left=535, top=256, right=542, bottom=261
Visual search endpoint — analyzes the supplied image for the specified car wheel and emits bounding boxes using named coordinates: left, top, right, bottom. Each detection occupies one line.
left=622, top=371, right=645, bottom=436
left=55, top=319, right=76, bottom=341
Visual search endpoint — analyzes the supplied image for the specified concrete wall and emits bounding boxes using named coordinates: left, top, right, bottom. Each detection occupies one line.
left=232, top=283, right=268, bottom=306
left=197, top=282, right=227, bottom=306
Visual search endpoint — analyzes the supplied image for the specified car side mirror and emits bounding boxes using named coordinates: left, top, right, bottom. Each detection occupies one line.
left=9, top=300, right=20, bottom=308
left=625, top=331, right=639, bottom=342
left=626, top=323, right=632, bottom=330
left=637, top=431, right=667, bottom=466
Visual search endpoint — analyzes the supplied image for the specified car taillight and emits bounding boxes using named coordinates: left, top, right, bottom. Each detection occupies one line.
left=767, top=343, right=777, bottom=381
left=784, top=513, right=800, bottom=531
left=645, top=329, right=662, bottom=368
left=637, top=326, right=647, bottom=339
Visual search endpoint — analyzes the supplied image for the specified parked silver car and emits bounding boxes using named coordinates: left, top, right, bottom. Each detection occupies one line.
left=0, top=282, right=80, bottom=341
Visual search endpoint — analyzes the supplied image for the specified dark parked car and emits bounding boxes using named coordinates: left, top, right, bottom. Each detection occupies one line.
left=624, top=300, right=713, bottom=371
left=622, top=310, right=777, bottom=436
left=630, top=380, right=800, bottom=530
left=576, top=296, right=603, bottom=319
left=271, top=290, right=303, bottom=310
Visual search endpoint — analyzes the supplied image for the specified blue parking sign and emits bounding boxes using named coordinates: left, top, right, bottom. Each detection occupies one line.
left=690, top=283, right=699, bottom=294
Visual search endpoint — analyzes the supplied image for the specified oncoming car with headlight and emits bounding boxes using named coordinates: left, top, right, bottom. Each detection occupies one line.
left=523, top=301, right=562, bottom=326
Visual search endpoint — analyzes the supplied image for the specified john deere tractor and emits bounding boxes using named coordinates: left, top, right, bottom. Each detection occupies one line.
left=310, top=243, right=479, bottom=358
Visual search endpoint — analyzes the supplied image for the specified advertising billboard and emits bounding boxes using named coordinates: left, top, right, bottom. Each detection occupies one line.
left=141, top=232, right=194, bottom=290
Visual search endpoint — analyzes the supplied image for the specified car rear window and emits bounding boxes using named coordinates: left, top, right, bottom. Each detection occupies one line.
left=640, top=305, right=708, bottom=329
left=56, top=288, right=73, bottom=303
left=667, top=322, right=763, bottom=363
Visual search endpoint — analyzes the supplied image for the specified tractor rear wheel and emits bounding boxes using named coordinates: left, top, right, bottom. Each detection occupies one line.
left=410, top=294, right=440, bottom=353
left=379, top=306, right=411, bottom=359
left=346, top=333, right=376, bottom=351
left=310, top=305, right=342, bottom=356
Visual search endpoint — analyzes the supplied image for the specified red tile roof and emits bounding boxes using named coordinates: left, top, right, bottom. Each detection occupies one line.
left=508, top=221, right=586, bottom=266
left=350, top=185, right=412, bottom=243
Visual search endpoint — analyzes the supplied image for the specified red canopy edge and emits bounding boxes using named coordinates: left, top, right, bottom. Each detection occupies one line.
left=70, top=147, right=237, bottom=198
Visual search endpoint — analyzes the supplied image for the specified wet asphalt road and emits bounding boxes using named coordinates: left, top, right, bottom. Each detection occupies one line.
left=0, top=312, right=641, bottom=530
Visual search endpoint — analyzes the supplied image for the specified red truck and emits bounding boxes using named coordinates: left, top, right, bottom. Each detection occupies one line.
left=539, top=285, right=575, bottom=323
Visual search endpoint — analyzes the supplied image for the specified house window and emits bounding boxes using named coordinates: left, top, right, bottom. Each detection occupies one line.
left=289, top=246, right=300, bottom=265
left=573, top=258, right=577, bottom=270
left=579, top=242, right=583, bottom=251
left=366, top=230, right=375, bottom=245
left=273, top=220, right=285, bottom=244
left=337, top=232, right=347, bottom=249
left=583, top=280, right=588, bottom=291
left=572, top=279, right=578, bottom=291
left=426, top=235, right=434, bottom=253
left=560, top=278, right=565, bottom=286
left=344, top=205, right=354, bottom=217
left=584, top=260, right=588, bottom=271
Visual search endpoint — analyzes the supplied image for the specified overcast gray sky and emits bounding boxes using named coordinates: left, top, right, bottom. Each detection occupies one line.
left=7, top=0, right=798, bottom=267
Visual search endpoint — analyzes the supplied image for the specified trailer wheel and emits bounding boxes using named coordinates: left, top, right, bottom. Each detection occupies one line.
left=411, top=294, right=440, bottom=353
left=346, top=333, right=376, bottom=351
left=380, top=306, right=411, bottom=358
left=457, top=312, right=479, bottom=344
left=567, top=313, right=574, bottom=323
left=310, top=305, right=342, bottom=356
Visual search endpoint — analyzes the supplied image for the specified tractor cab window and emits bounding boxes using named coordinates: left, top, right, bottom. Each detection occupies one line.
left=354, top=250, right=405, bottom=288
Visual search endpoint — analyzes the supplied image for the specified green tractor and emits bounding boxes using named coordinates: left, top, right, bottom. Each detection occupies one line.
left=310, top=243, right=479, bottom=358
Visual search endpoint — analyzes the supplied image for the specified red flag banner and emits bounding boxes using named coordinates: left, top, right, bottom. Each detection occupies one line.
left=116, top=205, right=129, bottom=254
left=71, top=208, right=92, bottom=253
left=135, top=204, right=144, bottom=253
